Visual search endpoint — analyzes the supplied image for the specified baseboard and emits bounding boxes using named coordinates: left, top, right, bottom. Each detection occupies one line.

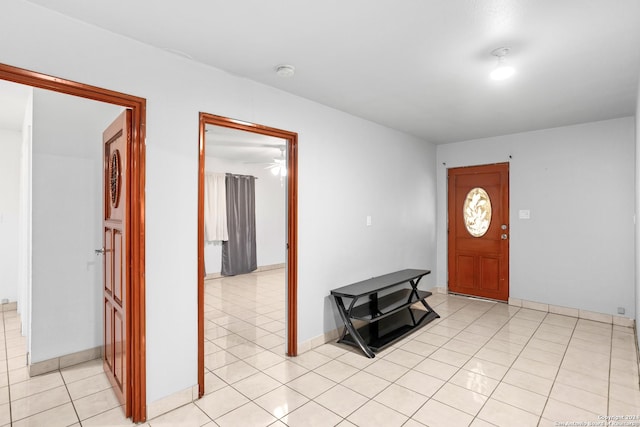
left=508, top=297, right=635, bottom=328
left=205, top=263, right=285, bottom=280
left=29, top=346, right=102, bottom=377
left=255, top=263, right=285, bottom=273
left=1, top=301, right=17, bottom=312
left=431, top=286, right=634, bottom=328
left=147, top=384, right=200, bottom=420
left=297, top=327, right=341, bottom=355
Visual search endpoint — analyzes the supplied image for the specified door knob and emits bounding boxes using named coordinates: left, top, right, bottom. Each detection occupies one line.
left=501, top=234, right=508, bottom=240
left=95, top=248, right=106, bottom=255
left=501, top=224, right=508, bottom=230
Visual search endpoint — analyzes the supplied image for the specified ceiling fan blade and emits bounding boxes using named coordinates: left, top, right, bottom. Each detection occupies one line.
left=206, top=140, right=286, bottom=149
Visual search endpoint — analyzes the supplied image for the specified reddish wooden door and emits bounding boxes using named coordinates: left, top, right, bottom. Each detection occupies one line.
left=103, top=110, right=131, bottom=411
left=448, top=163, right=509, bottom=301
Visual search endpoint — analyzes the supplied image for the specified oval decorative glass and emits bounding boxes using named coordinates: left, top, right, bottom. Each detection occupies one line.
left=463, top=187, right=492, bottom=237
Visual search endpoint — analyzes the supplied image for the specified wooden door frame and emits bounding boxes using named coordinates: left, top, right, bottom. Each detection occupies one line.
left=197, top=112, right=298, bottom=397
left=0, top=63, right=147, bottom=422
left=447, top=162, right=509, bottom=301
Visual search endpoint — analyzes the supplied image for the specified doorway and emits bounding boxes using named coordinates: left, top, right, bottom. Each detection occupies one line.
left=0, top=63, right=147, bottom=422
left=447, top=162, right=509, bottom=301
left=197, top=113, right=297, bottom=397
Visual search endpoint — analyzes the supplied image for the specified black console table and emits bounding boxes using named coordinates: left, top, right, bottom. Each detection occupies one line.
left=330, top=269, right=439, bottom=358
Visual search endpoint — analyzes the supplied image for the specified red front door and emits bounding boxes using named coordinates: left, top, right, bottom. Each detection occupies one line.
left=447, top=163, right=509, bottom=301
left=103, top=110, right=130, bottom=413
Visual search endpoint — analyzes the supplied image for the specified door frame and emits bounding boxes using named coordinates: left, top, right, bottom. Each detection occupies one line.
left=197, top=112, right=298, bottom=397
left=447, top=162, right=509, bottom=301
left=0, top=63, right=147, bottom=422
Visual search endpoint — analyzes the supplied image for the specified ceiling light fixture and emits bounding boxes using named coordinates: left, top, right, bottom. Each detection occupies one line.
left=490, top=47, right=515, bottom=81
left=266, top=146, right=287, bottom=185
left=275, top=64, right=296, bottom=78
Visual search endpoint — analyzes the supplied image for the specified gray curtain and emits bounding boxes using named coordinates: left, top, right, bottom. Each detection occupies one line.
left=221, top=173, right=257, bottom=276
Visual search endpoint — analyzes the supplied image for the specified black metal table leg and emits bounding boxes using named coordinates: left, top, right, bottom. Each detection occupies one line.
left=333, top=295, right=375, bottom=358
left=409, top=278, right=440, bottom=320
left=369, top=294, right=379, bottom=342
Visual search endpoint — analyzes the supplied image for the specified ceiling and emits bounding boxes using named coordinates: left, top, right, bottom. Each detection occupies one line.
left=206, top=124, right=285, bottom=163
left=21, top=1, right=640, bottom=144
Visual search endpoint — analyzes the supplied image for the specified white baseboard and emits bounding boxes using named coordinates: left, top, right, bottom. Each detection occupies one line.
left=508, top=297, right=634, bottom=328
left=147, top=384, right=200, bottom=420
left=431, top=286, right=634, bottom=328
left=205, top=263, right=285, bottom=280
left=297, top=327, right=341, bottom=355
left=1, top=301, right=17, bottom=312
left=29, top=346, right=102, bottom=377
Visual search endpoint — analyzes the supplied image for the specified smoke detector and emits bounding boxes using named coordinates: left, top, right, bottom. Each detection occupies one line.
left=275, top=64, right=296, bottom=78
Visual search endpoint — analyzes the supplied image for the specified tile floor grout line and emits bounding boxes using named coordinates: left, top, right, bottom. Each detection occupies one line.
left=463, top=306, right=573, bottom=425
left=636, top=322, right=640, bottom=393
left=338, top=298, right=478, bottom=424
left=202, top=280, right=291, bottom=424
left=2, top=310, right=13, bottom=426
left=353, top=296, right=516, bottom=425
left=435, top=303, right=524, bottom=425
left=210, top=272, right=432, bottom=425
left=607, top=322, right=613, bottom=419
left=398, top=297, right=502, bottom=423
left=359, top=296, right=479, bottom=421
left=298, top=358, right=385, bottom=423
left=459, top=304, right=527, bottom=425
left=61, top=366, right=96, bottom=426
left=527, top=310, right=578, bottom=425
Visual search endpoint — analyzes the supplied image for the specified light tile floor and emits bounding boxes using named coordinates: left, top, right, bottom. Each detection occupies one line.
left=2, top=268, right=640, bottom=426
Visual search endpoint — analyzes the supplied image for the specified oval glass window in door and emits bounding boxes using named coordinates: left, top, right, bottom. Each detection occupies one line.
left=110, top=149, right=121, bottom=208
left=463, top=187, right=492, bottom=237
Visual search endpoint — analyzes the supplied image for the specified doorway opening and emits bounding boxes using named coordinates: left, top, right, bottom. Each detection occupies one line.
left=197, top=113, right=298, bottom=397
left=0, top=63, right=147, bottom=422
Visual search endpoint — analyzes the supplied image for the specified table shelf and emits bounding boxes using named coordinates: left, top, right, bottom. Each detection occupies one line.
left=350, top=289, right=432, bottom=321
left=340, top=308, right=439, bottom=352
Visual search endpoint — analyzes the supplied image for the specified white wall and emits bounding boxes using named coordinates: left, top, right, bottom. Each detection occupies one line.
left=204, top=157, right=286, bottom=274
left=437, top=117, right=636, bottom=317
left=308, top=124, right=437, bottom=334
left=0, top=0, right=438, bottom=403
left=30, top=88, right=121, bottom=362
left=0, top=129, right=22, bottom=302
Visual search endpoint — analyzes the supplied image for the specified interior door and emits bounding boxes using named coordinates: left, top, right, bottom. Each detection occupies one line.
left=447, top=163, right=509, bottom=301
left=102, top=110, right=131, bottom=411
